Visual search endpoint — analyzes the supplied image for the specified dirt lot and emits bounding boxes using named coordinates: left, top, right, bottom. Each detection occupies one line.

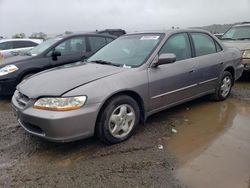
left=0, top=75, right=250, bottom=188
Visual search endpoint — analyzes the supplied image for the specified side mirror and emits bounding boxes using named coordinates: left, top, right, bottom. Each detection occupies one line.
left=152, top=53, right=176, bottom=67
left=51, top=50, right=61, bottom=61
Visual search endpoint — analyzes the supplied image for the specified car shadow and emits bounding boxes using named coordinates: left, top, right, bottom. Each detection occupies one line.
left=238, top=72, right=250, bottom=82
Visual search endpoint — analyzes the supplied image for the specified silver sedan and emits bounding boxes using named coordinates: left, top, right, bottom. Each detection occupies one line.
left=12, top=29, right=243, bottom=144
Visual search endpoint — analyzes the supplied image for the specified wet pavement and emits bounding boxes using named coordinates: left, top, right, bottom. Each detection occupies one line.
left=166, top=97, right=250, bottom=188
left=0, top=78, right=250, bottom=187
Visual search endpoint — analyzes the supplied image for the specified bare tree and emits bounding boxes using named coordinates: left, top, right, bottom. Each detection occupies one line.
left=65, top=31, right=73, bottom=35
left=12, top=33, right=26, bottom=38
left=29, top=32, right=47, bottom=40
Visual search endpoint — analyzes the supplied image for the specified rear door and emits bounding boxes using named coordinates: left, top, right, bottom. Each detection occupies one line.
left=148, top=33, right=197, bottom=112
left=189, top=32, right=224, bottom=93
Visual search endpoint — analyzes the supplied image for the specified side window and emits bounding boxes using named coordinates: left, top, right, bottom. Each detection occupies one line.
left=13, top=41, right=37, bottom=49
left=88, top=36, right=107, bottom=51
left=0, top=42, right=13, bottom=50
left=159, top=33, right=192, bottom=61
left=54, top=37, right=86, bottom=55
left=215, top=41, right=223, bottom=52
left=191, top=33, right=217, bottom=56
left=106, top=37, right=114, bottom=44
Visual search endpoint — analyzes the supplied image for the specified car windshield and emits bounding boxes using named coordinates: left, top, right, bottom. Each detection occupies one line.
left=221, top=26, right=250, bottom=40
left=87, top=34, right=163, bottom=67
left=29, top=38, right=61, bottom=56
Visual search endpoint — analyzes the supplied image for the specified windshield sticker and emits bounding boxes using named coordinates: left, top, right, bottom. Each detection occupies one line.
left=123, top=64, right=131, bottom=68
left=140, top=36, right=159, bottom=40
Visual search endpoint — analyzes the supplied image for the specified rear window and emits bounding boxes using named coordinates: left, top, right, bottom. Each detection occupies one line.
left=106, top=37, right=114, bottom=43
left=191, top=33, right=217, bottom=56
left=88, top=36, right=107, bottom=51
left=13, top=41, right=38, bottom=49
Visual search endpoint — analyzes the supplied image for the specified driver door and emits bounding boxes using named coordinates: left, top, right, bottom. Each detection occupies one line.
left=148, top=33, right=197, bottom=112
left=49, top=36, right=87, bottom=66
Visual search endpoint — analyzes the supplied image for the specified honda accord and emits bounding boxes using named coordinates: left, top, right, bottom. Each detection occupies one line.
left=12, top=29, right=243, bottom=144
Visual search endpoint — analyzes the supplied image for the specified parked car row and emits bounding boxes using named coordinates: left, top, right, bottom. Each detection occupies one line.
left=0, top=29, right=126, bottom=61
left=9, top=29, right=243, bottom=144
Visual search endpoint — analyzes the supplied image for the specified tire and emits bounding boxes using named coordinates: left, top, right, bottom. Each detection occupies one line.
left=96, top=95, right=140, bottom=144
left=211, top=71, right=233, bottom=101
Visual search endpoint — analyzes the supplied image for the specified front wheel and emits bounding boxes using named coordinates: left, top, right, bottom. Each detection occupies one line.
left=211, top=71, right=233, bottom=101
left=96, top=95, right=140, bottom=144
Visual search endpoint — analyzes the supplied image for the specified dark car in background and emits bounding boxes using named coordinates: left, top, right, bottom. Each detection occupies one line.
left=0, top=33, right=116, bottom=95
left=96, top=29, right=126, bottom=37
left=12, top=29, right=243, bottom=144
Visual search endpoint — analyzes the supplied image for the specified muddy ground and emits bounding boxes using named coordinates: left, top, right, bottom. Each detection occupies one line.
left=0, top=75, right=250, bottom=188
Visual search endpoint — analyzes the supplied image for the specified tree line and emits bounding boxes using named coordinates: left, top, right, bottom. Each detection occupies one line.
left=12, top=32, right=47, bottom=40
left=12, top=31, right=73, bottom=40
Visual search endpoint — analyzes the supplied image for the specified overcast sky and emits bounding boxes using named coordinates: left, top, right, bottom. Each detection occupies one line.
left=0, top=0, right=249, bottom=37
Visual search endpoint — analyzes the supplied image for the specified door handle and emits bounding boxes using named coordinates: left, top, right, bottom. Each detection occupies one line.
left=220, top=62, right=224, bottom=65
left=189, top=69, right=195, bottom=73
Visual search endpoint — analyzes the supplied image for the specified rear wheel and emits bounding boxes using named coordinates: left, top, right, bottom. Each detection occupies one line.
left=211, top=71, right=233, bottom=101
left=96, top=95, right=140, bottom=144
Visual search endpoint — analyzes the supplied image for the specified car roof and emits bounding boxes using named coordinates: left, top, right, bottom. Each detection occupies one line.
left=54, top=32, right=117, bottom=39
left=0, top=38, right=43, bottom=43
left=232, top=22, right=250, bottom=27
left=125, top=28, right=211, bottom=36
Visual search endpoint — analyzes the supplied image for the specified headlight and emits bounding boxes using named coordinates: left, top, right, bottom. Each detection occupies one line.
left=33, top=96, right=87, bottom=111
left=242, top=49, right=250, bottom=59
left=0, top=65, right=19, bottom=76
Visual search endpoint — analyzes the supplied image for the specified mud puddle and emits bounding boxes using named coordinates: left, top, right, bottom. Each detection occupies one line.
left=165, top=97, right=250, bottom=188
left=0, top=96, right=12, bottom=112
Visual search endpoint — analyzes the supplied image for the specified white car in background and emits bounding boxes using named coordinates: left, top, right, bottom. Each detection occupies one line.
left=0, top=38, right=42, bottom=61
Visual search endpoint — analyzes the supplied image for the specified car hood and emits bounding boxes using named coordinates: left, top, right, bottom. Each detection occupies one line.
left=222, top=40, right=250, bottom=51
left=1, top=55, right=33, bottom=66
left=18, top=62, right=127, bottom=98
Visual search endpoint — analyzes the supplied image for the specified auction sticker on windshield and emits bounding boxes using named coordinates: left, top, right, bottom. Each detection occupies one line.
left=140, top=36, right=160, bottom=40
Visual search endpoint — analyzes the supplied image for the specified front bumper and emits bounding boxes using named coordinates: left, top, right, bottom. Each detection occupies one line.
left=12, top=91, right=101, bottom=142
left=235, top=64, right=244, bottom=80
left=0, top=78, right=18, bottom=96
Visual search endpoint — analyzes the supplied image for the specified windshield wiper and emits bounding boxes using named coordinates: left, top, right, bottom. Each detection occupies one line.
left=90, top=60, right=121, bottom=67
left=220, top=37, right=235, bottom=40
left=236, top=37, right=250, bottom=40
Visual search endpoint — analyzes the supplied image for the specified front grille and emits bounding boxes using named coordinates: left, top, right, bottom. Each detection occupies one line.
left=15, top=91, right=30, bottom=108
